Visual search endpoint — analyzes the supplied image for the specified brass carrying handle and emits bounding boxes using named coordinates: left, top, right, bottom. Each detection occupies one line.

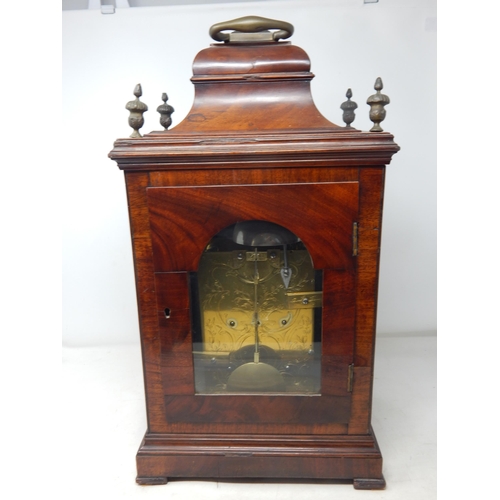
left=209, top=16, right=294, bottom=42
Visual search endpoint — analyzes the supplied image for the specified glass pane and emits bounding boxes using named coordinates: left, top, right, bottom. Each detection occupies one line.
left=192, top=221, right=322, bottom=395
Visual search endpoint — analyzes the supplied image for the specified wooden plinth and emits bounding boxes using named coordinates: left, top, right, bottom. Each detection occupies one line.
left=136, top=428, right=385, bottom=489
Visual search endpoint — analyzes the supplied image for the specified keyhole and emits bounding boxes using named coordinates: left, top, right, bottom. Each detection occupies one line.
left=164, top=308, right=171, bottom=319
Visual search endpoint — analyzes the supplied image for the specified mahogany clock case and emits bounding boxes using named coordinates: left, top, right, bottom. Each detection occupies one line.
left=109, top=18, right=399, bottom=489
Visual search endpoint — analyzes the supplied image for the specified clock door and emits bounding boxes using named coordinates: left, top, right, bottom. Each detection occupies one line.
left=147, top=182, right=358, bottom=435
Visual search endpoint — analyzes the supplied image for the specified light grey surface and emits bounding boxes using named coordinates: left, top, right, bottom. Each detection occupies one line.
left=62, top=0, right=277, bottom=10
left=61, top=333, right=436, bottom=499
left=62, top=1, right=437, bottom=346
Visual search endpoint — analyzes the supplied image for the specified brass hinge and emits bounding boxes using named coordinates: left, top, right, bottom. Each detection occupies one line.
left=352, top=222, right=358, bottom=257
left=347, top=363, right=354, bottom=392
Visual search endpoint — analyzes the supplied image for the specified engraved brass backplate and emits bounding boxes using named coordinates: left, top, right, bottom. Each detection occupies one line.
left=193, top=223, right=322, bottom=395
left=194, top=244, right=322, bottom=394
left=198, top=249, right=316, bottom=354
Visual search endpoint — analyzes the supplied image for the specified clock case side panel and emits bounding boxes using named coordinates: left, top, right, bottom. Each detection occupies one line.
left=124, top=172, right=165, bottom=430
left=349, top=167, right=386, bottom=435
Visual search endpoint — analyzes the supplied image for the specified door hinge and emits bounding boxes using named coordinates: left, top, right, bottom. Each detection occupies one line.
left=347, top=363, right=354, bottom=392
left=352, top=222, right=358, bottom=256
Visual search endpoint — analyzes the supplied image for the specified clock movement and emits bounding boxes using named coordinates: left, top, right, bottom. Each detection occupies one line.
left=109, top=16, right=399, bottom=489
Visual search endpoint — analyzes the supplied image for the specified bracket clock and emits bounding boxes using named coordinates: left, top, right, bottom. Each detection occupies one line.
left=109, top=16, right=399, bottom=489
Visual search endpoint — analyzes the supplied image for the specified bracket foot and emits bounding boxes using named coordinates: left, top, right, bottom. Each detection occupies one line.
left=136, top=476, right=168, bottom=485
left=353, top=476, right=386, bottom=490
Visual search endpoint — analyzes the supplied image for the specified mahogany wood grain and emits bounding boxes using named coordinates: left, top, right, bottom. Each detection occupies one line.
left=155, top=272, right=192, bottom=369
left=322, top=269, right=356, bottom=358
left=110, top=130, right=399, bottom=171
left=163, top=394, right=350, bottom=425
left=137, top=455, right=383, bottom=482
left=147, top=421, right=349, bottom=436
left=191, top=42, right=311, bottom=76
left=125, top=173, right=165, bottom=429
left=348, top=367, right=373, bottom=435
left=149, top=167, right=358, bottom=187
left=175, top=43, right=333, bottom=133
left=348, top=168, right=386, bottom=434
left=146, top=182, right=358, bottom=272
left=352, top=167, right=385, bottom=437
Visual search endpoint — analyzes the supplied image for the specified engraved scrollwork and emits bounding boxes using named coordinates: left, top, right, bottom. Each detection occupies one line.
left=198, top=248, right=316, bottom=353
left=194, top=224, right=322, bottom=394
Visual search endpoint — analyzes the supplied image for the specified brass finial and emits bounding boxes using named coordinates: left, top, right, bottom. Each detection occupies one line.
left=340, top=88, right=358, bottom=128
left=157, top=92, right=175, bottom=131
left=367, top=77, right=390, bottom=132
left=125, top=84, right=148, bottom=138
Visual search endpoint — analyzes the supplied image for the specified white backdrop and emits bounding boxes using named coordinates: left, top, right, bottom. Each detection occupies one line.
left=62, top=0, right=436, bottom=346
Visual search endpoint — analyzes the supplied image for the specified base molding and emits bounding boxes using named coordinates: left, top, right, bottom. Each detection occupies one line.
left=136, top=428, right=385, bottom=489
